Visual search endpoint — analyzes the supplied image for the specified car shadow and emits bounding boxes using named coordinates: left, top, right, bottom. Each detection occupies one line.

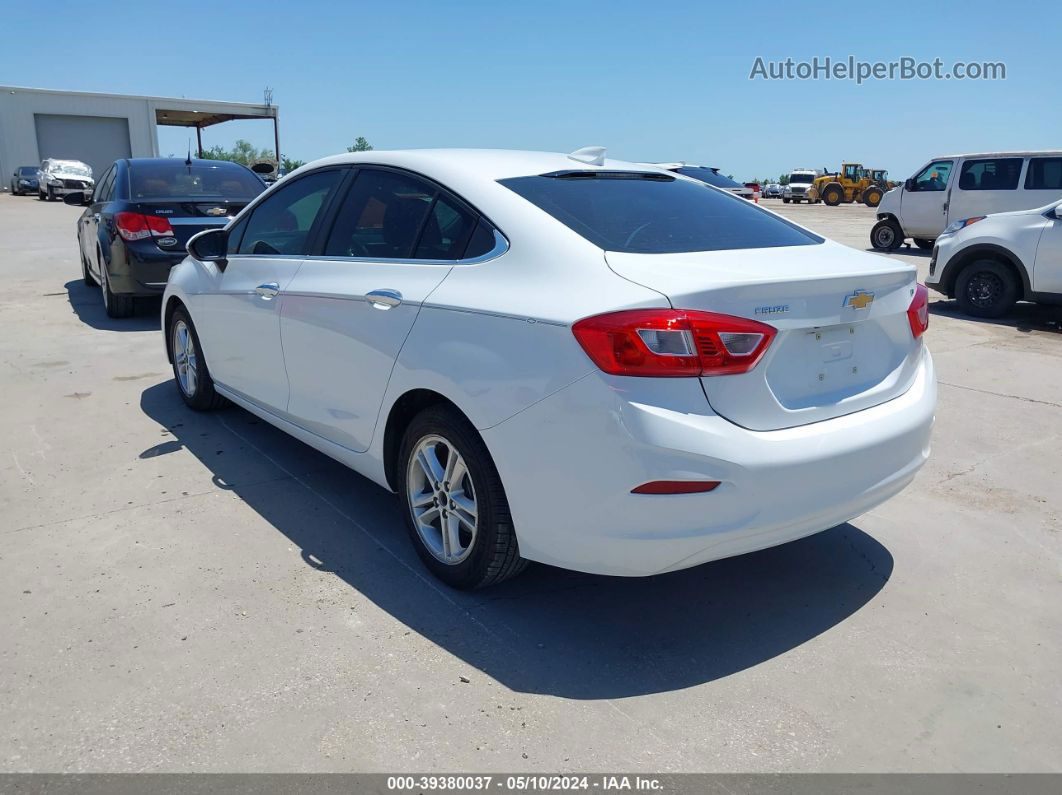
left=863, top=246, right=932, bottom=258
left=139, top=382, right=894, bottom=699
left=929, top=300, right=1062, bottom=334
left=65, top=279, right=161, bottom=331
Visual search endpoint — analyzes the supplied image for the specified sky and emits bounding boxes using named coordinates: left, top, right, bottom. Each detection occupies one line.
left=2, top=0, right=1058, bottom=181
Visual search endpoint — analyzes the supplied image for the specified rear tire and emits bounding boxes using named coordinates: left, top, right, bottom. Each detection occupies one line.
left=955, top=259, right=1019, bottom=318
left=870, top=219, right=903, bottom=251
left=168, top=307, right=228, bottom=410
left=398, top=405, right=527, bottom=589
left=100, top=259, right=135, bottom=318
left=913, top=238, right=934, bottom=251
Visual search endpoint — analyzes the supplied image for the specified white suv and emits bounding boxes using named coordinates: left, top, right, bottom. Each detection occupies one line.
left=927, top=200, right=1062, bottom=317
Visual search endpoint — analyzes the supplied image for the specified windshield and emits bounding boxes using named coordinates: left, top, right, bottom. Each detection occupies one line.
left=128, top=161, right=266, bottom=200
left=18, top=167, right=37, bottom=176
left=789, top=173, right=815, bottom=184
left=52, top=163, right=92, bottom=177
left=674, top=167, right=744, bottom=190
left=500, top=172, right=823, bottom=254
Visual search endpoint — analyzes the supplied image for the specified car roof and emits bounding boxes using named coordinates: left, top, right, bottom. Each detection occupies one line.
left=932, top=150, right=1062, bottom=159
left=122, top=157, right=251, bottom=168
left=303, top=149, right=667, bottom=182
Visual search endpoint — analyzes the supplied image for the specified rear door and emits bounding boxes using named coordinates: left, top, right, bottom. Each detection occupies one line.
left=194, top=168, right=346, bottom=413
left=901, top=159, right=954, bottom=237
left=280, top=167, right=484, bottom=452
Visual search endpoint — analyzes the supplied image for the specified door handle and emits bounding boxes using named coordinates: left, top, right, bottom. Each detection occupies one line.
left=255, top=282, right=280, bottom=299
left=366, top=289, right=402, bottom=309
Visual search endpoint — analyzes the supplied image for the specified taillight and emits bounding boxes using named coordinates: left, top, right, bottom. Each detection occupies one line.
left=115, top=212, right=175, bottom=242
left=572, top=309, right=776, bottom=377
left=907, top=283, right=929, bottom=338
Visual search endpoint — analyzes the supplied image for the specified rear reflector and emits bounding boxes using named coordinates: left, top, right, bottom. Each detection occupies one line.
left=907, top=283, right=929, bottom=338
left=632, top=480, right=721, bottom=494
left=572, top=309, right=776, bottom=377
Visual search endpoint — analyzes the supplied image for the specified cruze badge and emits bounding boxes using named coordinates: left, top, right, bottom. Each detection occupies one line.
left=754, top=304, right=790, bottom=316
left=843, top=289, right=875, bottom=310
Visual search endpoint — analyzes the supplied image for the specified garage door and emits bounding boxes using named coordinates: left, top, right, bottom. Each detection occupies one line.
left=34, top=114, right=132, bottom=182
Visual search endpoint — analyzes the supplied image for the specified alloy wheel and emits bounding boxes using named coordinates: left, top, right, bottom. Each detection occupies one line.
left=406, top=434, right=478, bottom=565
left=172, top=319, right=198, bottom=397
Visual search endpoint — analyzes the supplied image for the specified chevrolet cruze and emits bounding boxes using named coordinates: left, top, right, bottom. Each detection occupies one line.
left=163, top=148, right=936, bottom=588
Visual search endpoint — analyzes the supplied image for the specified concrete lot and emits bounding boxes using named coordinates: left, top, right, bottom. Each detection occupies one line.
left=1, top=192, right=1060, bottom=773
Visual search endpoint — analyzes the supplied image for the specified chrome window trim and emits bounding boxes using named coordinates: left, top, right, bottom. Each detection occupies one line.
left=225, top=228, right=509, bottom=266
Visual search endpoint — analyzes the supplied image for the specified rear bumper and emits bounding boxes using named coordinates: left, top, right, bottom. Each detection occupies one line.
left=106, top=244, right=185, bottom=296
left=483, top=347, right=935, bottom=576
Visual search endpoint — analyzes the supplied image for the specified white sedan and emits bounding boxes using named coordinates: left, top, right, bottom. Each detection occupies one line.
left=163, top=147, right=936, bottom=588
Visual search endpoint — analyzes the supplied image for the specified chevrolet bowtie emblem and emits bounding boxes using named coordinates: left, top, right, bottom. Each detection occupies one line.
left=843, top=289, right=875, bottom=310
left=205, top=207, right=227, bottom=216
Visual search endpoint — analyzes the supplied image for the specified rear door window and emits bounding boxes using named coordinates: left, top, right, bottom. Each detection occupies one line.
left=958, top=158, right=1023, bottom=191
left=500, top=171, right=822, bottom=254
left=238, top=169, right=343, bottom=256
left=1024, top=158, right=1062, bottom=190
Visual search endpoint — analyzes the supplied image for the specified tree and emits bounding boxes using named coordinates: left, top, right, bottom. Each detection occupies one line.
left=199, top=139, right=274, bottom=166
left=347, top=136, right=373, bottom=152
left=282, top=157, right=306, bottom=171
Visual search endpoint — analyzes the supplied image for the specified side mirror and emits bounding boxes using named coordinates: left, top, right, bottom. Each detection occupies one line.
left=1050, top=205, right=1062, bottom=220
left=904, top=178, right=915, bottom=192
left=63, top=191, right=87, bottom=206
left=187, top=228, right=229, bottom=271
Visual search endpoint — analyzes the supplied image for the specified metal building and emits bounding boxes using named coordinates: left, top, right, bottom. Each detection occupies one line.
left=0, top=85, right=280, bottom=187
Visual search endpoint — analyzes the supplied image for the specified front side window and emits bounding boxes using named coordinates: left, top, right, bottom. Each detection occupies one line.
left=910, top=160, right=953, bottom=192
left=238, top=169, right=342, bottom=256
left=958, top=158, right=1023, bottom=191
left=1024, top=158, right=1062, bottom=190
left=323, top=169, right=479, bottom=260
left=500, top=171, right=823, bottom=254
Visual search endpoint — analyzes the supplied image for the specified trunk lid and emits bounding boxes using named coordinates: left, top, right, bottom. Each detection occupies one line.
left=605, top=242, right=922, bottom=431
left=133, top=199, right=249, bottom=249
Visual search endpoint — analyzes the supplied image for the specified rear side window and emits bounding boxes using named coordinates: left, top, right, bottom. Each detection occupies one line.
left=323, top=168, right=479, bottom=261
left=238, top=169, right=342, bottom=256
left=499, top=172, right=823, bottom=254
left=675, top=167, right=743, bottom=190
left=958, top=158, right=1023, bottom=191
left=1025, top=158, right=1062, bottom=190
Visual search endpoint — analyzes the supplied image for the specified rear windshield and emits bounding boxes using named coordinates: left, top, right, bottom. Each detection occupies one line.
left=499, top=172, right=823, bottom=254
left=675, top=166, right=743, bottom=190
left=128, top=161, right=265, bottom=200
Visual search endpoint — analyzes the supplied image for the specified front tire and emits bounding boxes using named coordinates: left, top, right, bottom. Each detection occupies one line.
left=398, top=406, right=527, bottom=589
left=913, top=238, right=934, bottom=251
left=955, top=259, right=1019, bottom=318
left=46, top=186, right=56, bottom=202
left=782, top=197, right=790, bottom=204
left=870, top=219, right=903, bottom=251
left=168, top=307, right=227, bottom=410
left=38, top=189, right=46, bottom=201
left=822, top=185, right=844, bottom=206
left=80, top=244, right=96, bottom=287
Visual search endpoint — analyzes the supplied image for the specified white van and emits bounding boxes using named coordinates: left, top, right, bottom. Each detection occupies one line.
left=871, top=151, right=1062, bottom=251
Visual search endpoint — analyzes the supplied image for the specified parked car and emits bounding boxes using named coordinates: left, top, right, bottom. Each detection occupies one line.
left=648, top=163, right=755, bottom=199
left=9, top=166, right=39, bottom=195
left=162, top=148, right=935, bottom=589
left=38, top=158, right=94, bottom=201
left=764, top=183, right=782, bottom=199
left=744, top=182, right=761, bottom=200
left=69, top=158, right=265, bottom=318
left=926, top=200, right=1062, bottom=317
left=872, top=150, right=1062, bottom=251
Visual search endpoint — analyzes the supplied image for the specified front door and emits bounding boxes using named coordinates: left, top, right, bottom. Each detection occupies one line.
left=193, top=168, right=346, bottom=413
left=901, top=159, right=954, bottom=238
left=281, top=167, right=481, bottom=452
left=1032, top=208, right=1062, bottom=294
